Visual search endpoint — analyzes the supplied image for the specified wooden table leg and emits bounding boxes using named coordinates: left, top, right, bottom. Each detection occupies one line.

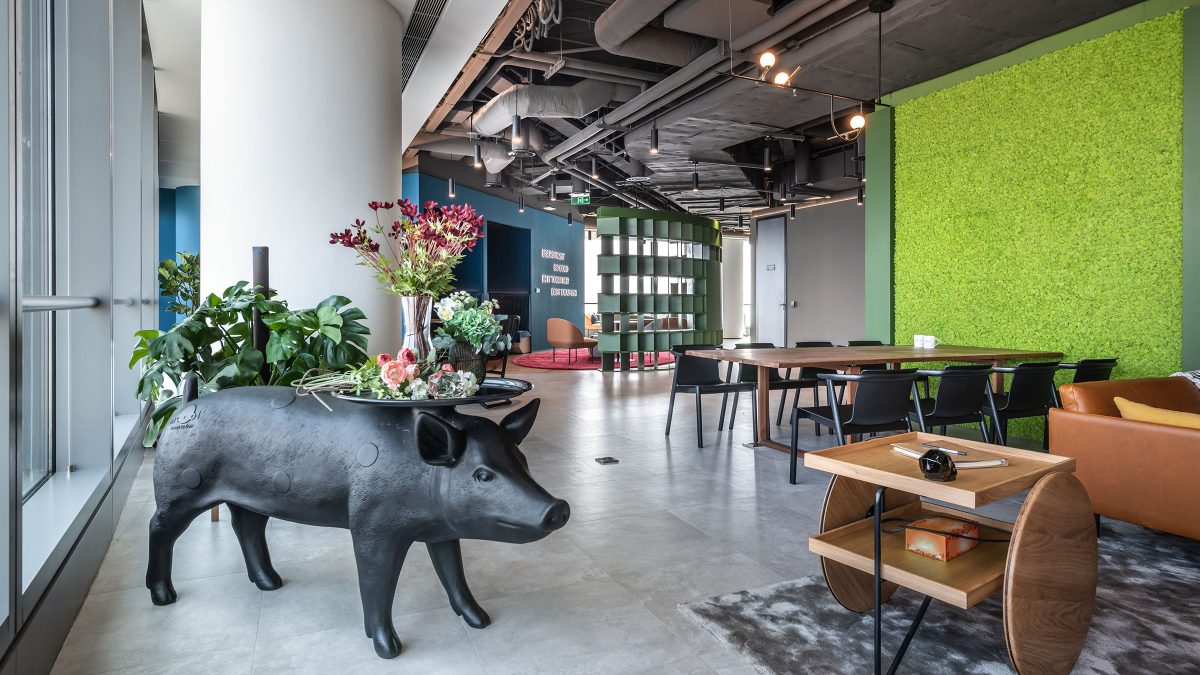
left=991, top=360, right=1004, bottom=393
left=211, top=505, right=220, bottom=522
left=756, top=365, right=773, bottom=448
left=843, top=366, right=862, bottom=401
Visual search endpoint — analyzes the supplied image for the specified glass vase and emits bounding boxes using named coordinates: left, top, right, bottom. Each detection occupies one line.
left=399, top=295, right=434, bottom=361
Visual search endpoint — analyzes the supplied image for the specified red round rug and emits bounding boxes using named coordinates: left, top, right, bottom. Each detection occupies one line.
left=511, top=350, right=675, bottom=371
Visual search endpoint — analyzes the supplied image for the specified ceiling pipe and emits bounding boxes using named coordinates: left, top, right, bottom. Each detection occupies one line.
left=594, top=0, right=715, bottom=67
left=464, top=57, right=657, bottom=102
left=471, top=80, right=641, bottom=137
left=558, top=165, right=659, bottom=210
left=502, top=51, right=667, bottom=84
left=411, top=137, right=515, bottom=174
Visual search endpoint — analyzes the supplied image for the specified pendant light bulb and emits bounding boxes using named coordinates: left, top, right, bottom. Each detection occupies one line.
left=472, top=143, right=483, bottom=169
left=719, top=196, right=725, bottom=211
left=447, top=178, right=456, bottom=199
left=591, top=156, right=599, bottom=180
left=773, top=71, right=790, bottom=86
left=650, top=123, right=660, bottom=155
left=511, top=115, right=522, bottom=143
left=763, top=145, right=772, bottom=172
left=691, top=162, right=700, bottom=192
left=518, top=195, right=525, bottom=213
left=850, top=114, right=866, bottom=130
left=857, top=187, right=865, bottom=206
left=758, top=51, right=776, bottom=69
left=548, top=183, right=556, bottom=202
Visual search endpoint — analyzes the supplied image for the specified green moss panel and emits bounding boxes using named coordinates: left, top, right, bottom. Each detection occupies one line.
left=893, top=13, right=1185, bottom=437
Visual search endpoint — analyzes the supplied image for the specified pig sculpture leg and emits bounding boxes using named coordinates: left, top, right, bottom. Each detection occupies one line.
left=427, top=540, right=491, bottom=628
left=146, top=502, right=212, bottom=605
left=352, top=529, right=413, bottom=659
left=228, top=504, right=283, bottom=591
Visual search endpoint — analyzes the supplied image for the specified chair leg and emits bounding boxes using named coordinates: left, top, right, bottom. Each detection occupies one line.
left=979, top=420, right=990, bottom=443
left=998, top=418, right=1009, bottom=446
left=665, top=388, right=676, bottom=436
left=790, top=407, right=801, bottom=485
left=939, top=425, right=947, bottom=435
left=729, top=392, right=740, bottom=428
left=695, top=392, right=704, bottom=448
left=811, top=384, right=821, bottom=436
left=1042, top=415, right=1049, bottom=451
left=718, top=393, right=729, bottom=431
left=776, top=388, right=787, bottom=426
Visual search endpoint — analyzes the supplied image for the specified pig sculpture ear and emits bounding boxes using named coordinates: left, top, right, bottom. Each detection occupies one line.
left=415, top=412, right=466, bottom=466
left=500, top=398, right=540, bottom=444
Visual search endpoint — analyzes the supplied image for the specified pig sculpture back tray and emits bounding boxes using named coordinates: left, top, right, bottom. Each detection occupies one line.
left=146, top=384, right=568, bottom=659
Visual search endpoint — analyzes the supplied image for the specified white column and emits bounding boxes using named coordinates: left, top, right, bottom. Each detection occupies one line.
left=201, top=0, right=405, bottom=351
left=722, top=239, right=746, bottom=339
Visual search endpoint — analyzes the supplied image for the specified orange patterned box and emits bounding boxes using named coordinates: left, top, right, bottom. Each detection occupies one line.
left=904, top=517, right=979, bottom=562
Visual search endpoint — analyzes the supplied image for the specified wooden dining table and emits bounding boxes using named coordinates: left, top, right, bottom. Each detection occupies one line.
left=687, top=345, right=1063, bottom=453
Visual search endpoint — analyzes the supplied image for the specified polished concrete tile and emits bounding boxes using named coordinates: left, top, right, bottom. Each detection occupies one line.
left=55, top=363, right=996, bottom=673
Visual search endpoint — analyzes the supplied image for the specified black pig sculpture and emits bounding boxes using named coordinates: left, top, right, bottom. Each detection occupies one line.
left=146, top=385, right=568, bottom=658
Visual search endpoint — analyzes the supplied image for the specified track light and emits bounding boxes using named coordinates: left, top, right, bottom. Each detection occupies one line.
left=511, top=115, right=522, bottom=143
left=447, top=178, right=456, bottom=198
left=548, top=183, right=556, bottom=202
left=518, top=196, right=525, bottom=213
left=591, top=156, right=599, bottom=180
left=472, top=143, right=482, bottom=169
left=857, top=187, right=865, bottom=206
left=759, top=51, right=776, bottom=69
left=650, top=122, right=660, bottom=155
left=763, top=144, right=772, bottom=172
left=691, top=162, right=699, bottom=192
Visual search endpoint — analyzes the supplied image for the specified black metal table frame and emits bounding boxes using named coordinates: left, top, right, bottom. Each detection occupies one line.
left=872, top=486, right=932, bottom=675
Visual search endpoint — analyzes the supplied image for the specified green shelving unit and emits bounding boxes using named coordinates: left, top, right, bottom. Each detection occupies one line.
left=595, top=206, right=722, bottom=372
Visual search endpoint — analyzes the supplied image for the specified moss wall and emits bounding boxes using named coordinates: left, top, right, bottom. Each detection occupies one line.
left=893, top=13, right=1185, bottom=434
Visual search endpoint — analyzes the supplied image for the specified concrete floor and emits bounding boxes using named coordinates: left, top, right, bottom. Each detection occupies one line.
left=52, top=364, right=1020, bottom=674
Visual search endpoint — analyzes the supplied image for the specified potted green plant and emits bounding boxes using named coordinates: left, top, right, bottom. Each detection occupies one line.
left=431, top=291, right=512, bottom=380
left=329, top=199, right=484, bottom=361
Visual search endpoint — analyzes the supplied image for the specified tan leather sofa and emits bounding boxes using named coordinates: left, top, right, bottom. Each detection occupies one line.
left=1049, top=377, right=1200, bottom=540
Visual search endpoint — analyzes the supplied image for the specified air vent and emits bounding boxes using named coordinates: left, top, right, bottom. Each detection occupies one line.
left=401, top=0, right=449, bottom=90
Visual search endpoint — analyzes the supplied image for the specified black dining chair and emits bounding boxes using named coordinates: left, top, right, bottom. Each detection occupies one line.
left=665, top=344, right=757, bottom=448
left=790, top=370, right=926, bottom=483
left=1052, top=358, right=1118, bottom=407
left=909, top=365, right=997, bottom=442
left=783, top=341, right=843, bottom=434
left=720, top=343, right=809, bottom=431
left=981, top=362, right=1060, bottom=448
left=847, top=339, right=931, bottom=396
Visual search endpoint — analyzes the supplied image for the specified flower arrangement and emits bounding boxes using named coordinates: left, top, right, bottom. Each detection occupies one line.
left=432, top=291, right=512, bottom=355
left=329, top=199, right=486, bottom=298
left=298, top=347, right=479, bottom=402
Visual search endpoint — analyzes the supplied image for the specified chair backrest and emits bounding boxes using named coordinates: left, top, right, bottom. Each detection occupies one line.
left=922, top=365, right=992, bottom=417
left=846, top=340, right=885, bottom=346
left=1003, top=362, right=1060, bottom=412
left=733, top=343, right=778, bottom=383
left=1072, top=358, right=1117, bottom=384
left=794, top=341, right=835, bottom=379
left=840, top=370, right=920, bottom=426
left=546, top=317, right=583, bottom=343
left=671, top=344, right=722, bottom=386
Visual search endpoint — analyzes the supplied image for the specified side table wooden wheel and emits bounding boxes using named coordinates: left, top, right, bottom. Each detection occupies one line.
left=819, top=474, right=918, bottom=612
left=1004, top=472, right=1097, bottom=675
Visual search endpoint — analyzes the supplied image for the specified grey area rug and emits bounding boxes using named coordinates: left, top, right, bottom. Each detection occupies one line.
left=680, top=519, right=1200, bottom=674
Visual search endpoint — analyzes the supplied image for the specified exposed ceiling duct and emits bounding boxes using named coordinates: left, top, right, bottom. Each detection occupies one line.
left=412, top=137, right=516, bottom=173
left=593, top=0, right=715, bottom=67
left=470, top=80, right=641, bottom=137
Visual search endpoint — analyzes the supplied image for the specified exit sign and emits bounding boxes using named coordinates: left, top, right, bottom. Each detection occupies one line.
left=571, top=195, right=591, bottom=205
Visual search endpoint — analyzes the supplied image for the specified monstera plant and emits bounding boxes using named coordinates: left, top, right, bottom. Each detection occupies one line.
left=131, top=281, right=370, bottom=446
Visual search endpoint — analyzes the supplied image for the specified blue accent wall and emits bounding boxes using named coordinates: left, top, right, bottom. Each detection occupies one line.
left=158, top=188, right=177, bottom=329
left=402, top=172, right=584, bottom=351
left=158, top=185, right=201, bottom=329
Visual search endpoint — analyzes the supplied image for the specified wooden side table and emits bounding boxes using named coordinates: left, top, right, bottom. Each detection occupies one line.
left=805, top=432, right=1097, bottom=674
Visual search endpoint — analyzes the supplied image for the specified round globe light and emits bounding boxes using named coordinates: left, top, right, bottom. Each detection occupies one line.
left=758, top=51, right=776, bottom=69
left=850, top=114, right=867, bottom=130
left=773, top=71, right=790, bottom=86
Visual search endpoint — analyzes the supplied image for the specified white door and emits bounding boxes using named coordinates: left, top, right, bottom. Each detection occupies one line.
left=754, top=216, right=787, bottom=346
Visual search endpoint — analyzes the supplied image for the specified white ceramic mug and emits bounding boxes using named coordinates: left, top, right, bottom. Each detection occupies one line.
left=923, top=335, right=942, bottom=348
left=913, top=334, right=927, bottom=348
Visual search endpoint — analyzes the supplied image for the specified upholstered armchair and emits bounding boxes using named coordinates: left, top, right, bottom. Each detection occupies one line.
left=546, top=318, right=597, bottom=365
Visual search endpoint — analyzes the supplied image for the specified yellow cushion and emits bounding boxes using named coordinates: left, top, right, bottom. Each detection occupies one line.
left=1114, top=396, right=1200, bottom=430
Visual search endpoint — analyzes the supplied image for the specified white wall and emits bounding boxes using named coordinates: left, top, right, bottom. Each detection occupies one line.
left=202, top=0, right=405, bottom=350
left=722, top=238, right=746, bottom=339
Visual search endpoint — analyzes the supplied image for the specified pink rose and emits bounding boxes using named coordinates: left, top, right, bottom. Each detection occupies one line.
left=441, top=363, right=454, bottom=372
left=397, top=347, right=417, bottom=366
left=376, top=353, right=392, bottom=366
left=380, top=361, right=408, bottom=389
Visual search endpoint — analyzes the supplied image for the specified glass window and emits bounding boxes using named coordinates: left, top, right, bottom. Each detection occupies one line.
left=17, top=0, right=54, bottom=498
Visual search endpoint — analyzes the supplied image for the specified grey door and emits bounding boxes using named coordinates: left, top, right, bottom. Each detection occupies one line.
left=754, top=216, right=787, bottom=346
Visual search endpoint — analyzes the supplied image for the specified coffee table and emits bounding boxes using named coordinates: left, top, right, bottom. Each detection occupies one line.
left=805, top=432, right=1097, bottom=674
